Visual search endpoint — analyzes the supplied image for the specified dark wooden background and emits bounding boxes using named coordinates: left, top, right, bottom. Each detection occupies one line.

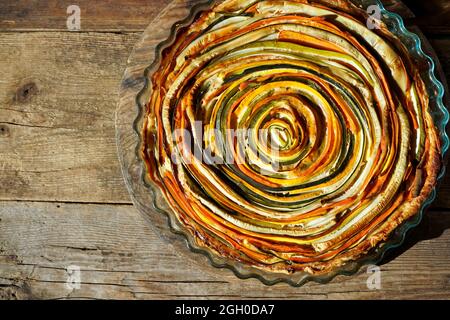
left=0, top=0, right=449, bottom=299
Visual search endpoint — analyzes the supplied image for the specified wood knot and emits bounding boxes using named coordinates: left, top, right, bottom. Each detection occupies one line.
left=0, top=124, right=10, bottom=137
left=16, top=82, right=38, bottom=103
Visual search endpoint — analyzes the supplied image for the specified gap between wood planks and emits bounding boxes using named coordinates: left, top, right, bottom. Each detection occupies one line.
left=0, top=0, right=448, bottom=36
left=0, top=30, right=142, bottom=34
left=0, top=199, right=133, bottom=206
left=1, top=199, right=450, bottom=213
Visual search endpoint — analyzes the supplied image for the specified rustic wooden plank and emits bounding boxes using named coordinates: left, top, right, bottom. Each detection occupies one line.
left=0, top=201, right=448, bottom=299
left=428, top=38, right=450, bottom=209
left=0, top=32, right=140, bottom=203
left=402, top=0, right=450, bottom=36
left=0, top=0, right=171, bottom=32
left=383, top=0, right=415, bottom=19
left=429, top=39, right=450, bottom=92
left=1, top=0, right=448, bottom=35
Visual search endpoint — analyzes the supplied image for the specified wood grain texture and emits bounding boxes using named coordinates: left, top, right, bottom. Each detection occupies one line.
left=0, top=201, right=449, bottom=299
left=0, top=32, right=140, bottom=203
left=0, top=0, right=448, bottom=35
left=429, top=38, right=450, bottom=209
left=0, top=0, right=171, bottom=32
left=401, top=0, right=450, bottom=35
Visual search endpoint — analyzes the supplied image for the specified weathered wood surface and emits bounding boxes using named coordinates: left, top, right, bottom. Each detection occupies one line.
left=0, top=0, right=449, bottom=299
left=401, top=0, right=450, bottom=35
left=0, top=0, right=171, bottom=32
left=0, top=0, right=448, bottom=35
left=0, top=202, right=449, bottom=299
left=0, top=32, right=139, bottom=203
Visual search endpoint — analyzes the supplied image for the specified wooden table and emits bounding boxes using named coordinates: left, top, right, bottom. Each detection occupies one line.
left=0, top=0, right=449, bottom=300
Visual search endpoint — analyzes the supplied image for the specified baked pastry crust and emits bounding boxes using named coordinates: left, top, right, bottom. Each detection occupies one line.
left=142, top=0, right=442, bottom=275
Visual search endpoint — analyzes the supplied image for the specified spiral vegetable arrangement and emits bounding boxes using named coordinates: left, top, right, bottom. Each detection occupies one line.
left=142, top=0, right=441, bottom=275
